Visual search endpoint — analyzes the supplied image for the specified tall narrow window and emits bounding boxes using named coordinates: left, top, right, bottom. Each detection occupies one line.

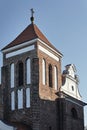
left=11, top=91, right=15, bottom=110
left=49, top=64, right=52, bottom=87
left=11, top=63, right=14, bottom=88
left=18, top=62, right=24, bottom=86
left=71, top=108, right=78, bottom=119
left=42, top=59, right=46, bottom=85
left=49, top=126, right=52, bottom=130
left=18, top=89, right=23, bottom=109
left=54, top=66, right=58, bottom=90
left=26, top=88, right=30, bottom=108
left=26, top=58, right=31, bottom=84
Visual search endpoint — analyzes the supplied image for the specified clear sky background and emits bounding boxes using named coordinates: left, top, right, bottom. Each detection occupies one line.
left=0, top=0, right=87, bottom=127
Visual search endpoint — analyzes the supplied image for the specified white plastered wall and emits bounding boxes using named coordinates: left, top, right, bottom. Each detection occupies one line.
left=61, top=64, right=82, bottom=100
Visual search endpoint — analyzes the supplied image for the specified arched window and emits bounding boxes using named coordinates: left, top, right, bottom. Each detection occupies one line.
left=49, top=126, right=52, bottom=130
left=71, top=108, right=78, bottom=119
left=11, top=91, right=15, bottom=110
left=26, top=88, right=30, bottom=108
left=18, top=62, right=24, bottom=86
left=54, top=66, right=58, bottom=90
left=18, top=89, right=23, bottom=109
left=26, top=58, right=31, bottom=84
left=49, top=64, right=52, bottom=87
left=10, top=63, right=14, bottom=88
left=42, top=59, right=46, bottom=85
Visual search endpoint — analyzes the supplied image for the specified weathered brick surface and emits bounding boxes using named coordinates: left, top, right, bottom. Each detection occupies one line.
left=57, top=97, right=84, bottom=130
left=0, top=32, right=85, bottom=130
left=0, top=85, right=3, bottom=120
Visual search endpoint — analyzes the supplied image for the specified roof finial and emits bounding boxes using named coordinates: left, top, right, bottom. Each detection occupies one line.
left=30, top=8, right=34, bottom=23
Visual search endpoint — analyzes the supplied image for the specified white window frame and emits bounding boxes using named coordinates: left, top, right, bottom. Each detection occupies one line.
left=26, top=88, right=30, bottom=108
left=18, top=89, right=23, bottom=109
left=26, top=58, right=31, bottom=84
left=11, top=63, right=14, bottom=88
left=54, top=66, right=58, bottom=90
left=42, top=59, right=46, bottom=85
left=11, top=91, right=15, bottom=110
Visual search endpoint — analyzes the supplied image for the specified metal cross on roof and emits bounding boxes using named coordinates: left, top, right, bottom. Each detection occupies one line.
left=31, top=8, right=34, bottom=17
left=30, top=8, right=34, bottom=23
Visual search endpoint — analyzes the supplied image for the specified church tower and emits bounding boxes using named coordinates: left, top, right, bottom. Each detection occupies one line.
left=57, top=64, right=86, bottom=130
left=0, top=10, right=86, bottom=130
left=1, top=10, right=62, bottom=130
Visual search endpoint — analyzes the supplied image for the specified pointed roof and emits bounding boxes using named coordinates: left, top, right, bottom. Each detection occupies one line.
left=2, top=23, right=62, bottom=55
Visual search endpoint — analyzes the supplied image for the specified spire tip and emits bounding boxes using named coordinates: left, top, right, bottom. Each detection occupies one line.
left=30, top=8, right=34, bottom=23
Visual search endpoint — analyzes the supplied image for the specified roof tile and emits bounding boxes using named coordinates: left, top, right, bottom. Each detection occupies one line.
left=2, top=23, right=62, bottom=55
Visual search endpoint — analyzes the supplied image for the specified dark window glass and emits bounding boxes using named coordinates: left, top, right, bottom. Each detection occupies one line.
left=49, top=126, right=52, bottom=130
left=72, top=86, right=74, bottom=91
left=71, top=108, right=78, bottom=119
left=49, top=64, right=52, bottom=87
left=18, top=62, right=24, bottom=86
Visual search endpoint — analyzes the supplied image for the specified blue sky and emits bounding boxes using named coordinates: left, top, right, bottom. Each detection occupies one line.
left=0, top=0, right=87, bottom=126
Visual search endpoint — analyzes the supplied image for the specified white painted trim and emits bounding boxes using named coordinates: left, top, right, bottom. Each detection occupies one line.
left=26, top=88, right=30, bottom=108
left=38, top=45, right=59, bottom=61
left=42, top=59, right=46, bottom=85
left=10, top=63, right=14, bottom=88
left=11, top=91, right=15, bottom=110
left=38, top=39, right=62, bottom=57
left=61, top=87, right=82, bottom=100
left=2, top=38, right=62, bottom=58
left=6, top=45, right=34, bottom=58
left=2, top=39, right=38, bottom=53
left=18, top=89, right=23, bottom=109
left=26, top=58, right=31, bottom=84
left=54, top=66, right=58, bottom=90
left=66, top=98, right=83, bottom=107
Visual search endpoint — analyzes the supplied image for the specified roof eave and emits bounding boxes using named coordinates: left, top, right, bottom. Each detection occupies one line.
left=1, top=38, right=38, bottom=53
left=38, top=38, right=63, bottom=58
left=1, top=38, right=63, bottom=58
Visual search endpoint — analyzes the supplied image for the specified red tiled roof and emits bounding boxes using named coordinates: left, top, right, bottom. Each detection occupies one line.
left=2, top=23, right=62, bottom=55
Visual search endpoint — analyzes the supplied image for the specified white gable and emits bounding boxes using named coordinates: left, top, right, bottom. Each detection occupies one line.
left=61, top=64, right=81, bottom=100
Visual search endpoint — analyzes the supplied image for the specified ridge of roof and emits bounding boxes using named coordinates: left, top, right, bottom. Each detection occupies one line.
left=2, top=23, right=62, bottom=56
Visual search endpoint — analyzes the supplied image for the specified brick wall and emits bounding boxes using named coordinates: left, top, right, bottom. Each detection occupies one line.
left=57, top=97, right=84, bottom=130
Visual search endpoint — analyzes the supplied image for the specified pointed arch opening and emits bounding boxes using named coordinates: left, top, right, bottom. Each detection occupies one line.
left=49, top=126, right=52, bottom=130
left=18, top=89, right=23, bottom=109
left=26, top=87, right=30, bottom=108
left=54, top=66, right=58, bottom=90
left=18, top=62, right=24, bottom=86
left=11, top=91, right=15, bottom=110
left=49, top=64, right=52, bottom=88
left=10, top=63, right=14, bottom=88
left=42, top=59, right=46, bottom=85
left=26, top=58, right=31, bottom=84
left=71, top=108, right=78, bottom=119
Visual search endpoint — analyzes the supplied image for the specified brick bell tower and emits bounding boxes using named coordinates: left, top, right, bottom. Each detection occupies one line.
left=0, top=9, right=86, bottom=130
left=1, top=9, right=62, bottom=130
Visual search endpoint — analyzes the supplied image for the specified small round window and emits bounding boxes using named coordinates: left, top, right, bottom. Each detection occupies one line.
left=72, top=86, right=74, bottom=91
